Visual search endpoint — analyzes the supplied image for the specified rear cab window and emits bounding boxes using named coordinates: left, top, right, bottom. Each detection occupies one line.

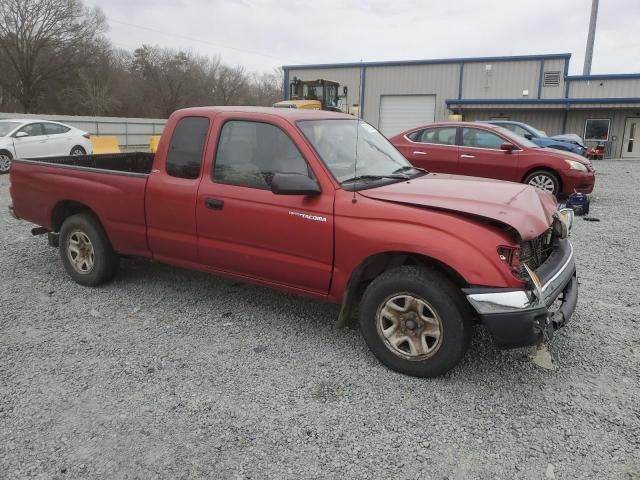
left=166, top=117, right=210, bottom=179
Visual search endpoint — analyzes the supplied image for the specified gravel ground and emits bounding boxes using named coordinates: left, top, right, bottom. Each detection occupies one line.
left=1, top=161, right=639, bottom=480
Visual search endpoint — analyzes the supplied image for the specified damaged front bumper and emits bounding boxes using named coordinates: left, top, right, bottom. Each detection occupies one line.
left=463, top=238, right=577, bottom=349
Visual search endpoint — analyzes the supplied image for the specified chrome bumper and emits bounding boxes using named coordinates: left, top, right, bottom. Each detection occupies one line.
left=462, top=238, right=577, bottom=348
left=466, top=242, right=575, bottom=315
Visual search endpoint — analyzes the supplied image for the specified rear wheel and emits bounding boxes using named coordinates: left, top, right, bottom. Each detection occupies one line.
left=70, top=146, right=86, bottom=156
left=359, top=266, right=472, bottom=377
left=0, top=150, right=12, bottom=174
left=59, top=213, right=119, bottom=286
left=524, top=170, right=560, bottom=195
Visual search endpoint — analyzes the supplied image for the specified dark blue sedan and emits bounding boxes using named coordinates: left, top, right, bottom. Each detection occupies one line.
left=481, top=120, right=587, bottom=156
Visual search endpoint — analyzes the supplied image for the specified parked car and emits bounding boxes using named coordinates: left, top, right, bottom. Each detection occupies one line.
left=0, top=119, right=92, bottom=174
left=389, top=121, right=595, bottom=196
left=551, top=133, right=586, bottom=150
left=9, top=107, right=578, bottom=378
left=483, top=120, right=587, bottom=156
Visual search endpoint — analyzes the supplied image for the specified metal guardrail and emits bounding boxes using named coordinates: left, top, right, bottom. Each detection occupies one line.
left=0, top=112, right=167, bottom=150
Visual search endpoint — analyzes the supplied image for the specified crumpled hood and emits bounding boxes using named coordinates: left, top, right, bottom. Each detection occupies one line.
left=359, top=173, right=557, bottom=240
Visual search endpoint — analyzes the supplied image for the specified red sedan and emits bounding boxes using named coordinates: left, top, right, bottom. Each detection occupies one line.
left=389, top=122, right=595, bottom=196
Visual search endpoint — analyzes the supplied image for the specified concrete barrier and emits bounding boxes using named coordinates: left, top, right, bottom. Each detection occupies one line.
left=91, top=136, right=121, bottom=154
left=149, top=135, right=161, bottom=153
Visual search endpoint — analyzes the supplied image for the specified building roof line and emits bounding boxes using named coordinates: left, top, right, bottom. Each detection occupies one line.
left=446, top=97, right=640, bottom=105
left=283, top=53, right=572, bottom=70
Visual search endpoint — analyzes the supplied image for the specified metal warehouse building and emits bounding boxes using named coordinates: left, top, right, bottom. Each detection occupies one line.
left=283, top=53, right=640, bottom=158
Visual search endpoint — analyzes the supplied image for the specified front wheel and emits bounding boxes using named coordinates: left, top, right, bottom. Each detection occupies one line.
left=524, top=170, right=560, bottom=195
left=70, top=146, right=86, bottom=156
left=59, top=213, right=119, bottom=286
left=359, top=266, right=472, bottom=377
left=0, top=150, right=12, bottom=174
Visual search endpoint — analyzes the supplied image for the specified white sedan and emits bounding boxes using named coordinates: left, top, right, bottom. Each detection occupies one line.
left=0, top=119, right=93, bottom=174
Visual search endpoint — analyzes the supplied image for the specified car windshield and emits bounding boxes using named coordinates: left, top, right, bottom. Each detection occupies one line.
left=298, top=119, right=420, bottom=186
left=0, top=122, right=21, bottom=137
left=493, top=126, right=540, bottom=148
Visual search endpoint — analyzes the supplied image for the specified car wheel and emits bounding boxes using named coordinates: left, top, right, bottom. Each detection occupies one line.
left=524, top=170, right=560, bottom=195
left=70, top=146, right=86, bottom=156
left=359, top=266, right=472, bottom=377
left=0, top=150, right=12, bottom=174
left=59, top=212, right=119, bottom=286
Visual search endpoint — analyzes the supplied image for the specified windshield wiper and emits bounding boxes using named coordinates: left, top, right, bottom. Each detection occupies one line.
left=392, top=165, right=429, bottom=175
left=340, top=173, right=409, bottom=184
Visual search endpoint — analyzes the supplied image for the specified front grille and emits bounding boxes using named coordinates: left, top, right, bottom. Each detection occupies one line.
left=521, top=229, right=554, bottom=272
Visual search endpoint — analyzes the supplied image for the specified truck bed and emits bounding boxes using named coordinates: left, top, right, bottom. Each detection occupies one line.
left=19, top=152, right=155, bottom=175
left=10, top=152, right=153, bottom=258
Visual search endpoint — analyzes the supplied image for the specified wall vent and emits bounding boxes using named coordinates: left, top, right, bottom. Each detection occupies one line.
left=543, top=71, right=561, bottom=87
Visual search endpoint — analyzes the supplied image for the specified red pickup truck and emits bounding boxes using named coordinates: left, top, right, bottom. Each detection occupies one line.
left=8, top=107, right=578, bottom=377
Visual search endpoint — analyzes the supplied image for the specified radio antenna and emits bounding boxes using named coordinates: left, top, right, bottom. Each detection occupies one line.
left=352, top=60, right=363, bottom=204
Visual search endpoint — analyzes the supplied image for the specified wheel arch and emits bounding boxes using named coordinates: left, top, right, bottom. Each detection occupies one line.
left=51, top=200, right=97, bottom=232
left=335, top=251, right=470, bottom=327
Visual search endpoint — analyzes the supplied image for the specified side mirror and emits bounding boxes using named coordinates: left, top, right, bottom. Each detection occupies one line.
left=271, top=173, right=321, bottom=196
left=524, top=133, right=533, bottom=140
left=500, top=142, right=517, bottom=152
left=14, top=131, right=28, bottom=138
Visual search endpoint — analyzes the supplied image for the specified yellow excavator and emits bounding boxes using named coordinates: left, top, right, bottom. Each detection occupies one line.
left=273, top=78, right=346, bottom=112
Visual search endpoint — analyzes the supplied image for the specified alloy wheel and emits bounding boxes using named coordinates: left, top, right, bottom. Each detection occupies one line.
left=528, top=174, right=556, bottom=193
left=67, top=231, right=96, bottom=274
left=376, top=293, right=443, bottom=360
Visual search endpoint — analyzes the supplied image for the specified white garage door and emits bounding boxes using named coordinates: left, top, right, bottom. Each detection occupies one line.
left=379, top=95, right=436, bottom=136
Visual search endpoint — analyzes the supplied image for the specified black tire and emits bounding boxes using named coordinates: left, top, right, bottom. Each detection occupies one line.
left=359, top=266, right=472, bottom=378
left=523, top=169, right=560, bottom=195
left=0, top=149, right=12, bottom=175
left=59, top=212, right=119, bottom=286
left=70, top=146, right=86, bottom=156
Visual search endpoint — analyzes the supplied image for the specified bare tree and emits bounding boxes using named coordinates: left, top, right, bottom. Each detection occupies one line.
left=0, top=0, right=107, bottom=112
left=214, top=65, right=250, bottom=105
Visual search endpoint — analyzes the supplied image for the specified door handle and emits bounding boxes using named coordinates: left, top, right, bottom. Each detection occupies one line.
left=461, top=154, right=475, bottom=159
left=413, top=151, right=427, bottom=155
left=205, top=197, right=224, bottom=210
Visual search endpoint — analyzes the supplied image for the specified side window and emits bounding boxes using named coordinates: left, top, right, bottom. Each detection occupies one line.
left=417, top=127, right=457, bottom=145
left=462, top=128, right=505, bottom=150
left=166, top=116, right=209, bottom=179
left=43, top=123, right=70, bottom=135
left=213, top=121, right=311, bottom=189
left=512, top=125, right=531, bottom=138
left=17, top=123, right=44, bottom=137
left=406, top=129, right=424, bottom=142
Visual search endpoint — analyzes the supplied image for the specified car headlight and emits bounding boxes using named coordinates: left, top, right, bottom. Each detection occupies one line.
left=554, top=208, right=574, bottom=238
left=564, top=159, right=588, bottom=172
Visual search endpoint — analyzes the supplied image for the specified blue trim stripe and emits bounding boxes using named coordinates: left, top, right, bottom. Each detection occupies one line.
left=446, top=97, right=640, bottom=106
left=458, top=63, right=464, bottom=100
left=537, top=59, right=544, bottom=99
left=567, top=73, right=640, bottom=81
left=283, top=53, right=571, bottom=71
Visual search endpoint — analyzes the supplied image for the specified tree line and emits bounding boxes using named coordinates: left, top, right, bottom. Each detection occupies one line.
left=0, top=0, right=283, bottom=117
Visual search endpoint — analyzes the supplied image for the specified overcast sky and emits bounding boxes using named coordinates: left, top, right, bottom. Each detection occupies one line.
left=88, top=0, right=640, bottom=75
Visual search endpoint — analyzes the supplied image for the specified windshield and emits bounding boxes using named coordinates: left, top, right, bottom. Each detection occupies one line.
left=493, top=126, right=540, bottom=148
left=302, top=84, right=338, bottom=107
left=298, top=119, right=415, bottom=185
left=0, top=122, right=20, bottom=137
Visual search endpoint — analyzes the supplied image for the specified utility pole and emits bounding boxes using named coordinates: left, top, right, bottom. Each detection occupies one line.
left=583, top=0, right=599, bottom=75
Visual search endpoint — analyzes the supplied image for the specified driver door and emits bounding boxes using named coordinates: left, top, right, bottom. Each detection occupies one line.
left=13, top=123, right=50, bottom=158
left=196, top=114, right=334, bottom=294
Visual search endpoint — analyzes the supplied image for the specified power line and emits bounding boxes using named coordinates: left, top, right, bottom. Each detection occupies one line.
left=107, top=17, right=286, bottom=62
